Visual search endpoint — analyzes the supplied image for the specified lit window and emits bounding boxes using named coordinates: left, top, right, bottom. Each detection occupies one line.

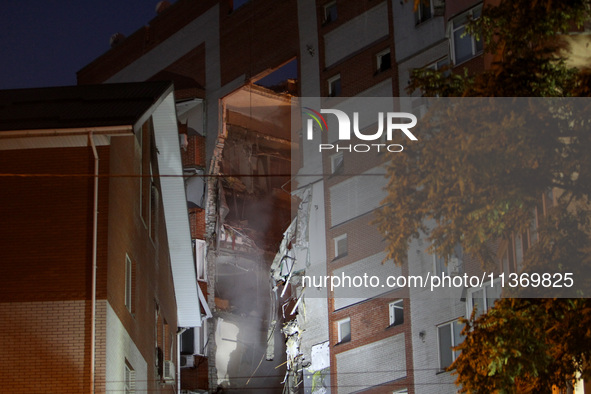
left=327, top=74, right=341, bottom=97
left=437, top=319, right=464, bottom=370
left=389, top=300, right=404, bottom=327
left=330, top=152, right=344, bottom=174
left=450, top=5, right=483, bottom=64
left=124, top=361, right=135, bottom=394
left=323, top=1, right=337, bottom=24
left=434, top=244, right=463, bottom=277
left=376, top=49, right=392, bottom=72
left=415, top=0, right=432, bottom=24
left=337, top=317, right=351, bottom=344
left=334, top=234, right=347, bottom=259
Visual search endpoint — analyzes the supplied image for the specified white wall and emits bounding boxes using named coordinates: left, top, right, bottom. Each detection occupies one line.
left=105, top=301, right=149, bottom=393
left=335, top=333, right=407, bottom=394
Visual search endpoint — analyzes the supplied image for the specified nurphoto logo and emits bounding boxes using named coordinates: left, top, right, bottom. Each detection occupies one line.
left=304, top=107, right=418, bottom=153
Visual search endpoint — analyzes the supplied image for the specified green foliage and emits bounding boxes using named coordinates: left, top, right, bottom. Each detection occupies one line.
left=377, top=0, right=591, bottom=391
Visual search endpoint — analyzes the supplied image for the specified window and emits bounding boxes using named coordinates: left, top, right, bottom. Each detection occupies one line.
left=124, top=360, right=135, bottom=394
left=195, top=239, right=207, bottom=281
left=337, top=317, right=351, bottom=344
left=330, top=151, right=344, bottom=174
left=389, top=300, right=404, bottom=327
left=125, top=254, right=135, bottom=314
left=467, top=279, right=502, bottom=319
left=393, top=390, right=408, bottom=394
left=327, top=74, right=341, bottom=97
left=437, top=319, right=464, bottom=370
left=323, top=1, right=337, bottom=24
left=427, top=56, right=450, bottom=75
left=434, top=244, right=463, bottom=277
left=450, top=5, right=483, bottom=64
left=334, top=234, right=347, bottom=259
left=500, top=206, right=540, bottom=275
left=376, top=49, right=392, bottom=72
left=415, top=0, right=432, bottom=24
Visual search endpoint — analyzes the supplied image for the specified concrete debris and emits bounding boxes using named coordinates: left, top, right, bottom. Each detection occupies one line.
left=269, top=186, right=317, bottom=393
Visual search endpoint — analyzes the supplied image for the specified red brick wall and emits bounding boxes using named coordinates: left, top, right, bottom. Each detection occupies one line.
left=180, top=355, right=209, bottom=391
left=0, top=300, right=91, bottom=393
left=182, top=134, right=206, bottom=168
left=218, top=0, right=299, bottom=86
left=189, top=207, right=207, bottom=240
left=317, top=0, right=399, bottom=97
left=106, top=132, right=179, bottom=390
left=0, top=146, right=110, bottom=302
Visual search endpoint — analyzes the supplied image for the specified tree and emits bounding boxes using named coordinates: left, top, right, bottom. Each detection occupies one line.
left=376, top=0, right=591, bottom=391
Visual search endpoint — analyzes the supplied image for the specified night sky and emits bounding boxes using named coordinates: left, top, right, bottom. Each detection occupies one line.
left=0, top=1, right=176, bottom=90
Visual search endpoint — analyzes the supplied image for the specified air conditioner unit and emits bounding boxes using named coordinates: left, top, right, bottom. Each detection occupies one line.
left=180, top=354, right=195, bottom=368
left=163, top=360, right=175, bottom=384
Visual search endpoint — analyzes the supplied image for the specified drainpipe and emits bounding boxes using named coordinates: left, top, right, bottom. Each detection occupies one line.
left=89, top=132, right=99, bottom=394
left=0, top=126, right=134, bottom=394
left=176, top=328, right=188, bottom=394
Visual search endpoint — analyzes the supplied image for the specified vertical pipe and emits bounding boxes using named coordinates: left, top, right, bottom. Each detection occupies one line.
left=89, top=133, right=99, bottom=393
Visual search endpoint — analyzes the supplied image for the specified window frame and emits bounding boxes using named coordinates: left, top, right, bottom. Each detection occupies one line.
left=195, top=239, right=207, bottom=281
left=125, top=254, right=134, bottom=314
left=333, top=233, right=348, bottom=259
left=414, top=0, right=433, bottom=25
left=433, top=244, right=463, bottom=277
left=337, top=317, right=351, bottom=344
left=437, top=319, right=464, bottom=371
left=124, top=360, right=135, bottom=394
left=450, top=4, right=483, bottom=65
left=323, top=1, right=337, bottom=24
left=388, top=299, right=404, bottom=327
left=376, top=48, right=392, bottom=72
left=327, top=74, right=342, bottom=97
left=466, top=278, right=502, bottom=319
left=330, top=151, right=344, bottom=174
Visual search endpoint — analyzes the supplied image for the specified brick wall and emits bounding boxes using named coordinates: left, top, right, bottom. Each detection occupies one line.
left=0, top=146, right=110, bottom=302
left=189, top=208, right=207, bottom=240
left=0, top=300, right=90, bottom=393
left=106, top=131, right=179, bottom=390
left=182, top=134, right=206, bottom=168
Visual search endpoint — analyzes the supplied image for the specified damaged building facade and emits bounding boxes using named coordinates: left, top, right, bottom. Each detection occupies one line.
left=75, top=0, right=518, bottom=393
left=0, top=82, right=204, bottom=393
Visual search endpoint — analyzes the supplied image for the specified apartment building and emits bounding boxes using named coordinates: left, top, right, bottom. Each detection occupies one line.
left=75, top=0, right=492, bottom=393
left=0, top=81, right=203, bottom=393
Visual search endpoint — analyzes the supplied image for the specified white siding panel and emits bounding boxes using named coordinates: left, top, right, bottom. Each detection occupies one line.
left=324, top=2, right=389, bottom=67
left=329, top=166, right=387, bottom=227
left=153, top=92, right=201, bottom=327
left=105, top=301, right=148, bottom=394
left=333, top=251, right=401, bottom=310
left=336, top=334, right=406, bottom=393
